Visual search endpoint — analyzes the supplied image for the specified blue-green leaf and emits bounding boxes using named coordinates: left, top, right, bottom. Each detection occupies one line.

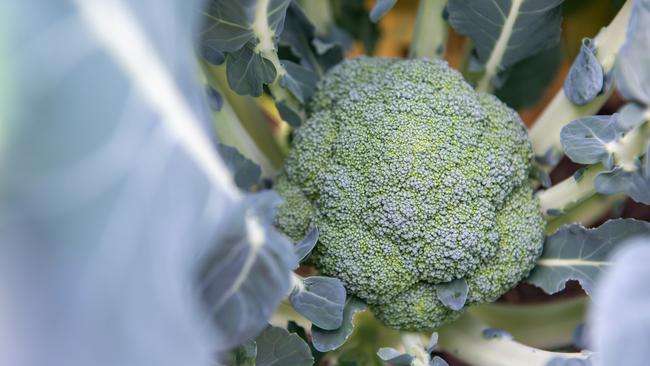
left=255, top=326, right=313, bottom=366
left=280, top=60, right=318, bottom=103
left=426, top=332, right=439, bottom=353
left=526, top=219, right=650, bottom=295
left=290, top=276, right=346, bottom=330
left=200, top=39, right=226, bottom=65
left=436, top=278, right=469, bottom=311
left=595, top=166, right=650, bottom=205
left=215, top=144, right=262, bottom=190
left=560, top=115, right=623, bottom=165
left=200, top=191, right=298, bottom=351
left=369, top=0, right=398, bottom=23
left=294, top=227, right=319, bottom=263
left=376, top=347, right=413, bottom=365
left=564, top=38, right=605, bottom=106
left=201, top=0, right=291, bottom=53
left=312, top=297, right=367, bottom=352
left=447, top=0, right=563, bottom=88
left=615, top=0, right=650, bottom=105
left=275, top=100, right=303, bottom=127
left=618, top=103, right=647, bottom=130
left=495, top=44, right=562, bottom=109
left=201, top=0, right=256, bottom=52
left=279, top=2, right=344, bottom=77
left=431, top=356, right=450, bottom=366
left=226, top=43, right=277, bottom=97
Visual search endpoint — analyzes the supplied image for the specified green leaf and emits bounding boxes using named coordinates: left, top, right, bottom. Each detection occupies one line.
left=201, top=0, right=291, bottom=53
left=226, top=43, right=277, bottom=97
left=311, top=297, right=367, bottom=352
left=564, top=38, right=606, bottom=106
left=201, top=0, right=256, bottom=52
left=280, top=60, right=318, bottom=103
left=431, top=356, right=450, bottom=366
left=526, top=219, right=650, bottom=295
left=331, top=0, right=380, bottom=55
left=618, top=103, right=647, bottom=130
left=448, top=0, right=563, bottom=90
left=294, top=227, right=319, bottom=263
left=290, top=276, right=346, bottom=330
left=560, top=115, right=623, bottom=166
left=200, top=191, right=298, bottom=351
left=595, top=166, right=650, bottom=205
left=495, top=44, right=562, bottom=109
left=279, top=2, right=344, bottom=77
left=275, top=100, right=303, bottom=127
left=369, top=0, right=398, bottom=23
left=255, top=326, right=314, bottom=366
left=436, top=278, right=469, bottom=311
left=215, top=143, right=262, bottom=190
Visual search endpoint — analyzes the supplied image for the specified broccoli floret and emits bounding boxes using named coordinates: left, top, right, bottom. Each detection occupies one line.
left=275, top=57, right=545, bottom=330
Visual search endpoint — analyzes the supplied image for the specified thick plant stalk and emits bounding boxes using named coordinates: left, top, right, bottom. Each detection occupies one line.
left=437, top=314, right=588, bottom=366
left=545, top=193, right=625, bottom=234
left=537, top=121, right=650, bottom=215
left=203, top=63, right=286, bottom=174
left=469, top=297, right=587, bottom=349
left=529, top=0, right=633, bottom=161
left=409, top=0, right=448, bottom=59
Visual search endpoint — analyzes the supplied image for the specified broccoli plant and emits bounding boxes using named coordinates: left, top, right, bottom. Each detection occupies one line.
left=2, top=0, right=650, bottom=366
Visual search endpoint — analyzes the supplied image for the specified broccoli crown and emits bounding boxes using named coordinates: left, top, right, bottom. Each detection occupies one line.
left=275, top=57, right=545, bottom=330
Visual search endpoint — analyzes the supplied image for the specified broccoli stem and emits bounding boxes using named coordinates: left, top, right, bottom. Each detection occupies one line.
left=437, top=313, right=588, bottom=366
left=409, top=0, right=448, bottom=59
left=202, top=62, right=286, bottom=174
left=468, top=297, right=587, bottom=349
left=545, top=193, right=626, bottom=234
left=528, top=0, right=633, bottom=163
left=537, top=164, right=606, bottom=217
left=537, top=121, right=650, bottom=216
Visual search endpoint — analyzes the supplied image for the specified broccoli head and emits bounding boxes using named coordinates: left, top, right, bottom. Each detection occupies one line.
left=274, top=57, right=545, bottom=330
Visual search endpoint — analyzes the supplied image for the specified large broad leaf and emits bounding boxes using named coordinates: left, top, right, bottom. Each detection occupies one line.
left=447, top=0, right=563, bottom=90
left=495, top=44, right=562, bottom=109
left=200, top=191, right=297, bottom=352
left=201, top=0, right=291, bottom=53
left=0, top=1, right=294, bottom=365
left=590, top=236, right=650, bottom=366
left=615, top=0, right=650, bottom=105
left=526, top=219, right=650, bottom=295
